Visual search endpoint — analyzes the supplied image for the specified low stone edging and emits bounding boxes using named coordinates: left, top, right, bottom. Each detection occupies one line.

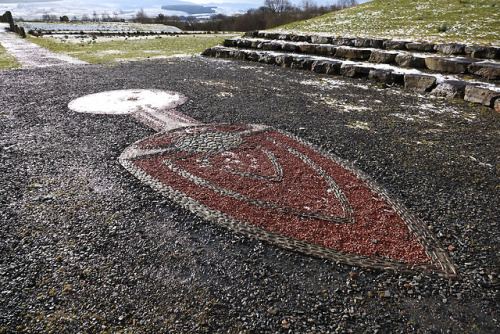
left=244, top=31, right=500, bottom=60
left=224, top=38, right=500, bottom=81
left=203, top=46, right=500, bottom=111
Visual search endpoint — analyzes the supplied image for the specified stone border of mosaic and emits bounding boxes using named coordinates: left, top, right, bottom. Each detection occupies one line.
left=119, top=124, right=459, bottom=279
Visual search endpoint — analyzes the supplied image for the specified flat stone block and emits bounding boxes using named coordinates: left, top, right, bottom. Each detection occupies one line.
left=395, top=53, right=426, bottom=69
left=275, top=55, right=294, bottom=67
left=299, top=44, right=317, bottom=54
left=431, top=81, right=468, bottom=99
left=368, top=69, right=404, bottom=85
left=215, top=49, right=231, bottom=58
left=282, top=42, right=299, bottom=52
left=468, top=62, right=500, bottom=80
left=354, top=38, right=371, bottom=47
left=464, top=85, right=500, bottom=107
left=236, top=39, right=252, bottom=48
left=264, top=32, right=279, bottom=40
left=315, top=45, right=337, bottom=55
left=258, top=54, right=276, bottom=64
left=291, top=35, right=309, bottom=42
left=338, top=37, right=355, bottom=46
left=404, top=74, right=437, bottom=93
left=369, top=50, right=398, bottom=64
left=244, top=31, right=259, bottom=37
left=406, top=42, right=435, bottom=52
left=335, top=47, right=372, bottom=60
left=290, top=57, right=314, bottom=70
left=468, top=45, right=500, bottom=59
left=223, top=39, right=238, bottom=47
left=341, top=64, right=372, bottom=78
left=262, top=42, right=281, bottom=51
left=425, top=57, right=475, bottom=74
left=310, top=35, right=331, bottom=44
left=384, top=40, right=409, bottom=50
left=311, top=60, right=341, bottom=75
left=435, top=43, right=466, bottom=55
left=369, top=39, right=386, bottom=49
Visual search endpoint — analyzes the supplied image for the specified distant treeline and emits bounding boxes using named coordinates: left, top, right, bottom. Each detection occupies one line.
left=17, top=0, right=358, bottom=32
left=136, top=0, right=359, bottom=31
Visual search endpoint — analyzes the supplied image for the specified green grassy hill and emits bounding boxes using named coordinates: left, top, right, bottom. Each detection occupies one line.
left=274, top=0, right=500, bottom=45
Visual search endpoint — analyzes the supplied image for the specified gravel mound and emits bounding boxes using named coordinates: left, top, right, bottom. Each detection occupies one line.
left=0, top=57, right=498, bottom=333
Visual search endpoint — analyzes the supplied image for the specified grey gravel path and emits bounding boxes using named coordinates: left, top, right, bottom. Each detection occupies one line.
left=0, top=57, right=498, bottom=333
left=0, top=23, right=87, bottom=68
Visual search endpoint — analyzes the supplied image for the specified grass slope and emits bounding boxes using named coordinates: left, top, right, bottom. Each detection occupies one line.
left=275, top=0, right=500, bottom=45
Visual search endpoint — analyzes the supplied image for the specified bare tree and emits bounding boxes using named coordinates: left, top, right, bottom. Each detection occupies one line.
left=134, top=9, right=151, bottom=23
left=263, top=0, right=293, bottom=14
left=337, top=0, right=358, bottom=9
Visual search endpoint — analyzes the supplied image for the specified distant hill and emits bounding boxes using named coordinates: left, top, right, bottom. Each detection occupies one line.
left=274, top=0, right=500, bottom=45
left=161, top=4, right=216, bottom=15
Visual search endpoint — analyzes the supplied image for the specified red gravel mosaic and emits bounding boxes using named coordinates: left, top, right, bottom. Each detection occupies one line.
left=70, top=89, right=457, bottom=277
left=120, top=123, right=458, bottom=278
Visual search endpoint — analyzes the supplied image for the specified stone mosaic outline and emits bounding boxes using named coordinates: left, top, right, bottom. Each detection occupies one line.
left=119, top=125, right=458, bottom=279
left=68, top=89, right=458, bottom=279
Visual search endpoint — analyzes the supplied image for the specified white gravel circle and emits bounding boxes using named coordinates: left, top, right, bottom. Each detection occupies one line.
left=68, top=89, right=186, bottom=115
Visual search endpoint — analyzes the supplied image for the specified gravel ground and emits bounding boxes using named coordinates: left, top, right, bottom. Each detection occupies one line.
left=0, top=56, right=498, bottom=333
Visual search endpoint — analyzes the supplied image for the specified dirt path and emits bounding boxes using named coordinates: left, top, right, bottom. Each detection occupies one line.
left=0, top=23, right=87, bottom=68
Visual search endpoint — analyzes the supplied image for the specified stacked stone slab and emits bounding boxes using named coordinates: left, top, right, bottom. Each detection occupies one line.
left=204, top=31, right=500, bottom=111
left=2, top=11, right=27, bottom=38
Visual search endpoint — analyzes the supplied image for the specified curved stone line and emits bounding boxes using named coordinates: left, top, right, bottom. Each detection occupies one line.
left=119, top=125, right=459, bottom=279
left=119, top=155, right=456, bottom=279
left=68, top=89, right=458, bottom=279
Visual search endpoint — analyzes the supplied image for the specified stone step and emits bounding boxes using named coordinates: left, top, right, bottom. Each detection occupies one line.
left=202, top=46, right=500, bottom=112
left=243, top=31, right=500, bottom=60
left=223, top=38, right=500, bottom=81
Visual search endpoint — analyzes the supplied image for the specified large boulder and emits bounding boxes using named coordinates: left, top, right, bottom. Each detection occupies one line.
left=404, top=74, right=437, bottom=93
left=467, top=62, right=500, bottom=80
left=369, top=50, right=398, bottom=64
left=464, top=86, right=500, bottom=107
left=431, top=81, right=468, bottom=99
left=424, top=57, right=475, bottom=74
left=335, top=47, right=372, bottom=60
left=395, top=53, right=426, bottom=69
